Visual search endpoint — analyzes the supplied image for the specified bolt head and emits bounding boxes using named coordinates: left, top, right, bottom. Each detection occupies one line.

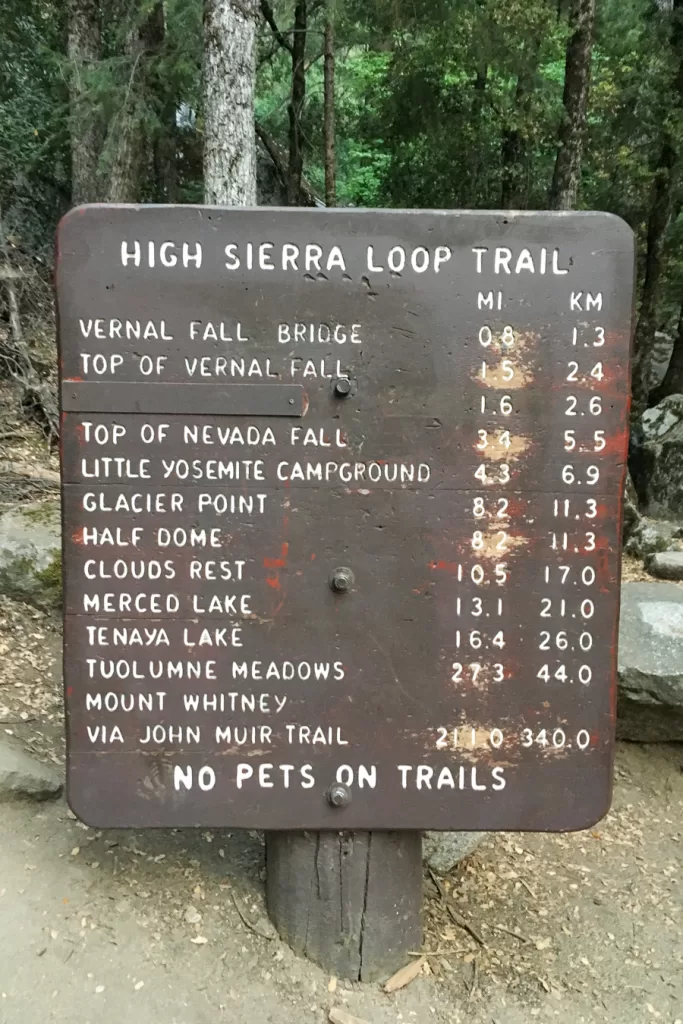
left=334, top=378, right=352, bottom=397
left=330, top=567, right=354, bottom=593
left=327, top=783, right=351, bottom=808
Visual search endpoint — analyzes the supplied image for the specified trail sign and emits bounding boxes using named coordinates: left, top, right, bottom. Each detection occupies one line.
left=57, top=206, right=634, bottom=831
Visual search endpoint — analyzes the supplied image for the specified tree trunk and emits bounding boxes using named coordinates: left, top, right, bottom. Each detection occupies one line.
left=67, top=0, right=102, bottom=205
left=467, top=64, right=488, bottom=205
left=549, top=0, right=596, bottom=210
left=630, top=0, right=683, bottom=419
left=154, top=124, right=179, bottom=203
left=106, top=3, right=165, bottom=203
left=630, top=141, right=677, bottom=415
left=203, top=0, right=259, bottom=205
left=473, top=64, right=488, bottom=121
left=500, top=43, right=539, bottom=208
left=651, top=299, right=683, bottom=402
left=324, top=9, right=336, bottom=207
left=287, top=1, right=307, bottom=205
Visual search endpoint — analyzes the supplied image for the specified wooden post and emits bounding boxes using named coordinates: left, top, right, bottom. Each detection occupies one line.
left=265, top=830, right=422, bottom=982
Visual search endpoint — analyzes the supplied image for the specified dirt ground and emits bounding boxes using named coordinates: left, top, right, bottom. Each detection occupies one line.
left=0, top=395, right=681, bottom=1024
left=0, top=590, right=681, bottom=1024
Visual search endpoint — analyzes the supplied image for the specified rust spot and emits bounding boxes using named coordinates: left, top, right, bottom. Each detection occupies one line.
left=470, top=531, right=528, bottom=560
left=472, top=330, right=535, bottom=390
left=265, top=577, right=281, bottom=590
left=477, top=433, right=531, bottom=463
left=263, top=542, right=289, bottom=569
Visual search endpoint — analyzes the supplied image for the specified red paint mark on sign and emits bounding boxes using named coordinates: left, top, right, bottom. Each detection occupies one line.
left=264, top=543, right=289, bottom=569
left=266, top=577, right=281, bottom=590
left=429, top=560, right=459, bottom=573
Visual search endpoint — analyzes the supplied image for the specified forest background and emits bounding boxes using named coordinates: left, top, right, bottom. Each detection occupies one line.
left=1, top=0, right=683, bottom=441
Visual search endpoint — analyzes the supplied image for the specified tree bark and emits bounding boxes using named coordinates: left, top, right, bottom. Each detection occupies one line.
left=651, top=299, right=683, bottom=402
left=324, top=9, right=336, bottom=207
left=203, top=0, right=259, bottom=206
left=154, top=123, right=179, bottom=203
left=287, top=0, right=308, bottom=205
left=266, top=831, right=422, bottom=982
left=549, top=0, right=595, bottom=210
left=630, top=0, right=683, bottom=419
left=67, top=0, right=102, bottom=205
left=106, top=3, right=165, bottom=203
left=500, top=43, right=540, bottom=208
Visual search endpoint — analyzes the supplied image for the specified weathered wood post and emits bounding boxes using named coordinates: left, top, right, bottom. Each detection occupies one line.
left=56, top=206, right=634, bottom=982
left=266, top=831, right=422, bottom=981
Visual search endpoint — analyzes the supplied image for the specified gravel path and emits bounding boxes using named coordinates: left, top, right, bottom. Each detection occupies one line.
left=0, top=741, right=680, bottom=1024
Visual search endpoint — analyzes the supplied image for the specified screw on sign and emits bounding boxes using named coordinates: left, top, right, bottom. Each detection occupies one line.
left=56, top=207, right=634, bottom=980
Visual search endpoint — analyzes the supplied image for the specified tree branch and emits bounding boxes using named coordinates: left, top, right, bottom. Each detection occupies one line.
left=304, top=50, right=324, bottom=73
left=259, top=0, right=293, bottom=53
left=255, top=121, right=288, bottom=191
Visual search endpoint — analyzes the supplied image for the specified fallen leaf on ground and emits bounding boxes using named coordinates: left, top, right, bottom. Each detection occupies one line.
left=329, top=1008, right=370, bottom=1024
left=384, top=955, right=427, bottom=993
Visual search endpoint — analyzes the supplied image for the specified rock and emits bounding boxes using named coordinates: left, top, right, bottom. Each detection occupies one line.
left=0, top=500, right=61, bottom=610
left=624, top=516, right=683, bottom=558
left=645, top=550, right=683, bottom=581
left=649, top=331, right=675, bottom=391
left=422, top=831, right=486, bottom=873
left=639, top=394, right=683, bottom=518
left=617, top=582, right=683, bottom=741
left=0, top=739, right=63, bottom=801
left=183, top=905, right=202, bottom=925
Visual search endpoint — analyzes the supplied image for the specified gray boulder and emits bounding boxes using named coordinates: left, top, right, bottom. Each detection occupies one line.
left=0, top=500, right=61, bottom=610
left=423, top=831, right=486, bottom=873
left=625, top=516, right=683, bottom=558
left=639, top=394, right=683, bottom=518
left=0, top=739, right=62, bottom=802
left=649, top=331, right=675, bottom=391
left=645, top=550, right=683, bottom=581
left=618, top=581, right=683, bottom=741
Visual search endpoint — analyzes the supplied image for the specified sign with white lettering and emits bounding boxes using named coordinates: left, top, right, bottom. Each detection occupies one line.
left=57, top=207, right=634, bottom=830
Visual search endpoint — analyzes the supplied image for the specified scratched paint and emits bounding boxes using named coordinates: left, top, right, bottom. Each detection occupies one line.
left=56, top=207, right=634, bottom=831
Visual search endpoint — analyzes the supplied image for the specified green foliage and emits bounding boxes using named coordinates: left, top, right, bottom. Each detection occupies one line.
left=2, top=0, right=683, bottom=341
left=0, top=0, right=69, bottom=253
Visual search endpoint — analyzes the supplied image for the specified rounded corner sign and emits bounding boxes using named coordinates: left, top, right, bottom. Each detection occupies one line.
left=57, top=207, right=633, bottom=832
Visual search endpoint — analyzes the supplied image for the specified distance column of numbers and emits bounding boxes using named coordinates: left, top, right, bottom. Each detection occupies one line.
left=535, top=313, right=615, bottom=730
left=449, top=322, right=516, bottom=690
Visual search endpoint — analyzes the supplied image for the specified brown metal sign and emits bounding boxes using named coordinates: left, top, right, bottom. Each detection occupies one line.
left=56, top=206, right=634, bottom=831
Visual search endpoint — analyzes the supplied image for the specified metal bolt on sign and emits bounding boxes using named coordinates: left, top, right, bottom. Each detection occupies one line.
left=327, top=783, right=352, bottom=808
left=330, top=567, right=354, bottom=592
